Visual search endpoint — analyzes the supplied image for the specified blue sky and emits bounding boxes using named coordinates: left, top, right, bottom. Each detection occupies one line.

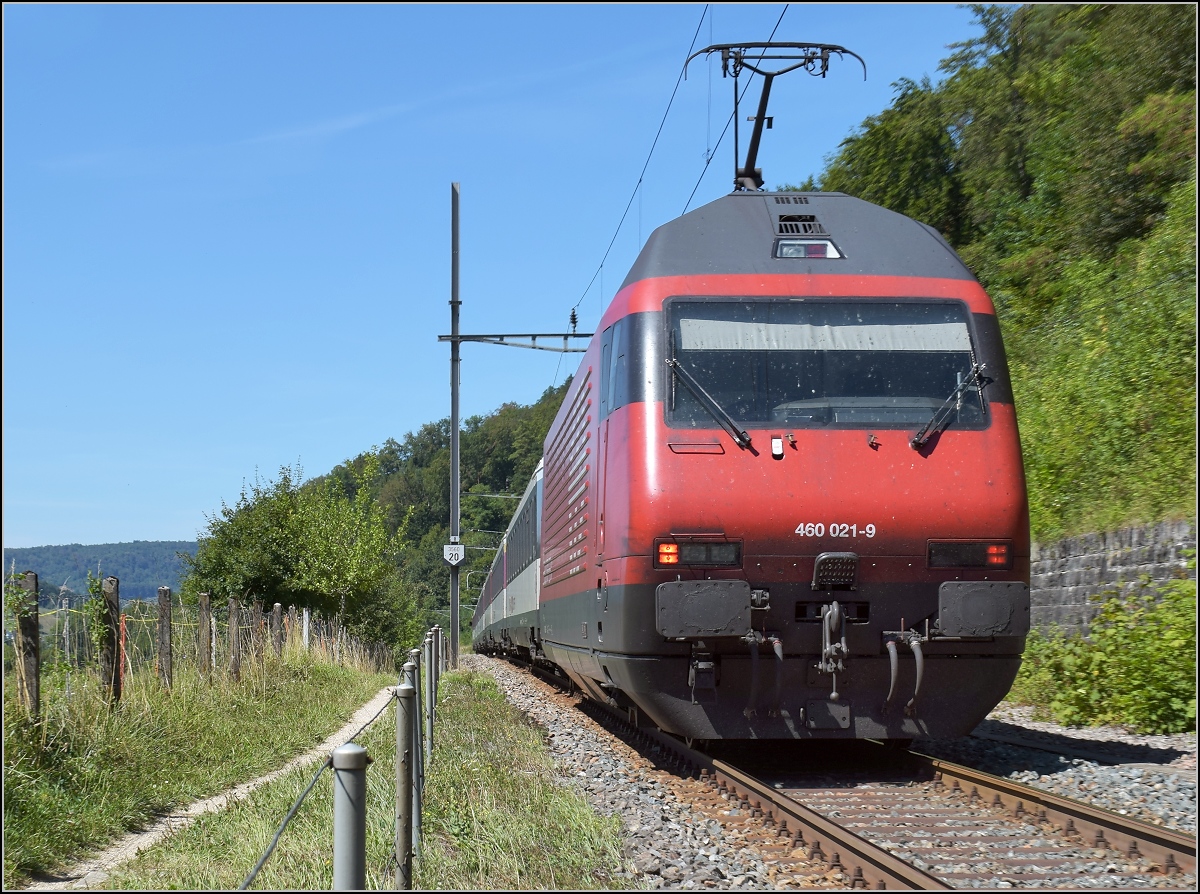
left=3, top=3, right=981, bottom=549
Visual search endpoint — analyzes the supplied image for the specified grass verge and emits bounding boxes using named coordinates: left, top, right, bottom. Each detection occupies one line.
left=106, top=667, right=631, bottom=890
left=3, top=646, right=394, bottom=888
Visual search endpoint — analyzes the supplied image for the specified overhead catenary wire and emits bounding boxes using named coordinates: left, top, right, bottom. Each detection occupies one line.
left=568, top=4, right=710, bottom=323
left=683, top=4, right=790, bottom=214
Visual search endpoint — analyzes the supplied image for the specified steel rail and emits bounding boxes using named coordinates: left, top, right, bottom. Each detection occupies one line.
left=709, top=755, right=944, bottom=889
left=909, top=750, right=1196, bottom=876
left=615, top=721, right=945, bottom=890
left=491, top=653, right=1195, bottom=884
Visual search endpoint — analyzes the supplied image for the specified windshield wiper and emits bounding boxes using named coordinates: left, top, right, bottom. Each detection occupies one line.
left=910, top=363, right=988, bottom=449
left=667, top=358, right=753, bottom=450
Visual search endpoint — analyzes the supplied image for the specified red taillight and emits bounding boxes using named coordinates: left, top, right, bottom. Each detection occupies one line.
left=655, top=539, right=742, bottom=568
left=928, top=541, right=1013, bottom=570
left=986, top=543, right=1010, bottom=567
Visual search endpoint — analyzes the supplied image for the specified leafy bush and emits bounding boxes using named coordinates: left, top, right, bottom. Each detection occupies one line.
left=1010, top=568, right=1196, bottom=734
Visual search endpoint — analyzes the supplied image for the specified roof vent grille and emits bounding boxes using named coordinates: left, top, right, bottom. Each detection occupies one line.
left=774, top=195, right=810, bottom=204
left=778, top=215, right=828, bottom=236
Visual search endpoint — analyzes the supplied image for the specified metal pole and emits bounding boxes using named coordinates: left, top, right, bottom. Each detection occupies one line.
left=394, top=678, right=414, bottom=890
left=432, top=631, right=439, bottom=730
left=406, top=651, right=422, bottom=856
left=332, top=743, right=368, bottom=891
left=449, top=183, right=462, bottom=670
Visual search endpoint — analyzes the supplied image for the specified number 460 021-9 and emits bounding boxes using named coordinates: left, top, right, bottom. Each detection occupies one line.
left=794, top=522, right=876, bottom=538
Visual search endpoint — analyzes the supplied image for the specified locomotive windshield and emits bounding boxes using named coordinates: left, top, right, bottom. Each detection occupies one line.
left=666, top=299, right=987, bottom=429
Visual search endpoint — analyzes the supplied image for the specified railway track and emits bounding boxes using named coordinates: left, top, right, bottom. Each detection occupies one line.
left=506, top=654, right=1197, bottom=889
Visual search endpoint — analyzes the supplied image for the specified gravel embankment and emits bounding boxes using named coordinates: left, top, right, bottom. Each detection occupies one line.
left=465, top=654, right=1197, bottom=889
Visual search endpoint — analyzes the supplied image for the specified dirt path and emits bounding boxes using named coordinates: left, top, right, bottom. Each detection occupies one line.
left=22, top=686, right=397, bottom=891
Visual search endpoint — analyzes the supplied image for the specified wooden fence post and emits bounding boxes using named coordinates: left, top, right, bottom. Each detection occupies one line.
left=14, top=571, right=40, bottom=718
left=120, top=613, right=129, bottom=689
left=100, top=576, right=121, bottom=705
left=250, top=600, right=264, bottom=664
left=228, top=597, right=241, bottom=682
left=272, top=603, right=283, bottom=656
left=287, top=605, right=298, bottom=649
left=61, top=595, right=71, bottom=668
left=157, top=586, right=172, bottom=689
left=198, top=593, right=211, bottom=677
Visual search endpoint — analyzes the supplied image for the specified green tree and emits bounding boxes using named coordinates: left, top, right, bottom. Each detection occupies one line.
left=294, top=453, right=405, bottom=622
left=180, top=465, right=310, bottom=608
left=803, top=3, right=1196, bottom=539
left=820, top=76, right=966, bottom=243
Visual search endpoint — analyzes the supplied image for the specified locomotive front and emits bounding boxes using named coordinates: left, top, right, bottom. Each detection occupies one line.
left=538, top=191, right=1030, bottom=742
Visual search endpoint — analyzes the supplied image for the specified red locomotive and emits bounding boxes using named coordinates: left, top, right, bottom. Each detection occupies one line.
left=473, top=44, right=1029, bottom=743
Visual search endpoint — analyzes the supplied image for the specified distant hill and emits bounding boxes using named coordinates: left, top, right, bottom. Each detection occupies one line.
left=2, top=541, right=197, bottom=605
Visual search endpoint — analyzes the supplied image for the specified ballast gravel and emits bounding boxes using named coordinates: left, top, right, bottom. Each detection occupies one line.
left=914, top=705, right=1197, bottom=835
left=463, top=654, right=1197, bottom=889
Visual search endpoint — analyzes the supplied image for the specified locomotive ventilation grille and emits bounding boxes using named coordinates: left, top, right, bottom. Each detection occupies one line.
left=774, top=195, right=810, bottom=204
left=541, top=367, right=593, bottom=588
left=777, top=214, right=829, bottom=236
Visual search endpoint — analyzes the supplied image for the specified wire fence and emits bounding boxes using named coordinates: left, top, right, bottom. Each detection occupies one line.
left=5, top=570, right=428, bottom=891
left=9, top=602, right=387, bottom=675
left=4, top=573, right=391, bottom=716
left=239, top=625, right=448, bottom=891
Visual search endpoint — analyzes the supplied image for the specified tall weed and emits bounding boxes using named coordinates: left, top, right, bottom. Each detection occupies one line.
left=1009, top=570, right=1196, bottom=733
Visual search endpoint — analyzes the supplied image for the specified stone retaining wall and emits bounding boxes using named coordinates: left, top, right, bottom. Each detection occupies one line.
left=1029, top=518, right=1196, bottom=637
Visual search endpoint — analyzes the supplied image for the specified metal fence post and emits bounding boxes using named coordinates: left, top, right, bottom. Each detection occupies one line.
left=406, top=651, right=423, bottom=856
left=332, top=742, right=369, bottom=891
left=433, top=626, right=441, bottom=679
left=394, top=677, right=414, bottom=890
left=423, top=634, right=434, bottom=754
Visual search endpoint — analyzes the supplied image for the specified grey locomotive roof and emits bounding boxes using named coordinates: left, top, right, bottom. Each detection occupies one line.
left=620, top=192, right=976, bottom=289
